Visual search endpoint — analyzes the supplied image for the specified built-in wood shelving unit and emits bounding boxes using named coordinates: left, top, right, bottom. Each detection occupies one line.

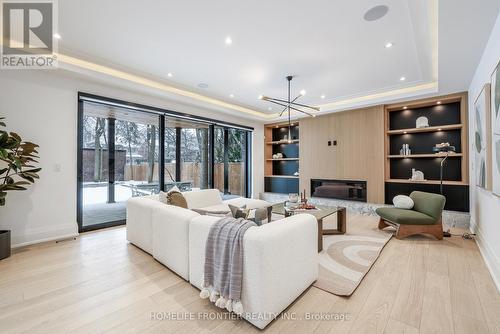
left=266, top=139, right=300, bottom=145
left=387, top=124, right=463, bottom=135
left=387, top=153, right=463, bottom=159
left=264, top=122, right=300, bottom=193
left=385, top=179, right=467, bottom=186
left=384, top=92, right=470, bottom=212
left=266, top=158, right=299, bottom=161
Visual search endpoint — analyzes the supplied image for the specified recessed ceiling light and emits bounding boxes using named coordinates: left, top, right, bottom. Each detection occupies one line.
left=403, top=106, right=408, bottom=109
left=225, top=36, right=232, bottom=45
left=320, top=94, right=326, bottom=99
left=400, top=76, right=406, bottom=81
left=438, top=128, right=442, bottom=131
left=167, top=72, right=173, bottom=77
left=385, top=42, right=393, bottom=48
left=275, top=125, right=279, bottom=128
left=364, top=5, right=389, bottom=21
left=268, top=107, right=273, bottom=111
left=197, top=83, right=208, bottom=89
left=300, top=89, right=306, bottom=96
left=258, top=95, right=264, bottom=100
left=229, top=94, right=234, bottom=98
left=437, top=101, right=442, bottom=104
left=404, top=131, right=407, bottom=134
left=53, top=33, right=61, bottom=39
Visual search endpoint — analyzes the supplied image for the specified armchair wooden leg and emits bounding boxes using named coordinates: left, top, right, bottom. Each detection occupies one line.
left=395, top=220, right=444, bottom=240
left=378, top=218, right=389, bottom=230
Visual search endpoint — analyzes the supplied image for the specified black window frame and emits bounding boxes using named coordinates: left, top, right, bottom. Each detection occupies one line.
left=77, top=92, right=253, bottom=233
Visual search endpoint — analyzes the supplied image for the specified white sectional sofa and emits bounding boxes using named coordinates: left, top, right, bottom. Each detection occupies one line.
left=126, top=189, right=318, bottom=329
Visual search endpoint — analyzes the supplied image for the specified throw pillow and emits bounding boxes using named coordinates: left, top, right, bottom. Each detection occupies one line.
left=228, top=204, right=249, bottom=219
left=393, top=195, right=414, bottom=209
left=159, top=185, right=181, bottom=204
left=167, top=190, right=188, bottom=208
left=191, top=208, right=231, bottom=218
left=248, top=208, right=269, bottom=226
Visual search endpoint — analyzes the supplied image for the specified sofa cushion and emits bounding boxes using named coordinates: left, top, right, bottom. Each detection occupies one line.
left=198, top=203, right=231, bottom=212
left=183, top=189, right=223, bottom=209
left=191, top=208, right=231, bottom=217
left=393, top=195, right=414, bottom=209
left=376, top=207, right=436, bottom=225
left=224, top=197, right=270, bottom=210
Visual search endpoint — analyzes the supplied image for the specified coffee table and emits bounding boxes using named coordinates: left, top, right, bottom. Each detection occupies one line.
left=271, top=202, right=346, bottom=252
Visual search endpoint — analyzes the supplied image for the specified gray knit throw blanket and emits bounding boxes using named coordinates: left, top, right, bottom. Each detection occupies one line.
left=199, top=217, right=256, bottom=315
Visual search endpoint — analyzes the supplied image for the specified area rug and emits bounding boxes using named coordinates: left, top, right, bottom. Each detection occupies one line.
left=314, top=232, right=392, bottom=296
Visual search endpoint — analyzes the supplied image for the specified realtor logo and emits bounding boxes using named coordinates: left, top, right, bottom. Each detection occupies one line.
left=1, top=0, right=58, bottom=68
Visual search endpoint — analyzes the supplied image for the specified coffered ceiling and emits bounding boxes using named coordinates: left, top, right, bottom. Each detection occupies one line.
left=56, top=0, right=500, bottom=120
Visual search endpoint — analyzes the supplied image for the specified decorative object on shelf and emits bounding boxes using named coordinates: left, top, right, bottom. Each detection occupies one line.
left=283, top=134, right=288, bottom=141
left=433, top=145, right=456, bottom=194
left=400, top=144, right=411, bottom=156
left=491, top=60, right=500, bottom=196
left=259, top=76, right=319, bottom=144
left=473, top=84, right=492, bottom=189
left=276, top=153, right=283, bottom=159
left=416, top=116, right=429, bottom=128
left=0, top=117, right=42, bottom=260
left=435, top=142, right=451, bottom=148
left=293, top=171, right=299, bottom=176
left=392, top=195, right=414, bottom=209
left=410, top=168, right=425, bottom=181
left=272, top=154, right=278, bottom=159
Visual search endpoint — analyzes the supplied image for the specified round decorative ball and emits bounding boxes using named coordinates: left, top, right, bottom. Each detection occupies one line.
left=393, top=195, right=414, bottom=209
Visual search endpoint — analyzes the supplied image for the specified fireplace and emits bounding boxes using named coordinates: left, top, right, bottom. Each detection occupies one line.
left=311, top=179, right=367, bottom=202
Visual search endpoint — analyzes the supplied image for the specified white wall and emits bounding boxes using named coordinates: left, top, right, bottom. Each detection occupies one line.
left=0, top=70, right=264, bottom=247
left=468, top=13, right=500, bottom=291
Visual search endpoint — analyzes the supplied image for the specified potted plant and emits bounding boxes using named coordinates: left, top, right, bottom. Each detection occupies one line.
left=0, top=117, right=41, bottom=260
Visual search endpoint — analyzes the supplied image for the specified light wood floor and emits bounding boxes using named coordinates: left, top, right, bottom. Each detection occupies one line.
left=0, top=215, right=499, bottom=334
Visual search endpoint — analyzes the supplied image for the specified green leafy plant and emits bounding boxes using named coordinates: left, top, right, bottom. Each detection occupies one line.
left=0, top=117, right=41, bottom=206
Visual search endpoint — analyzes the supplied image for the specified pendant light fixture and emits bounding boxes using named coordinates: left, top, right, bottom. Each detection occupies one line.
left=259, top=76, right=319, bottom=143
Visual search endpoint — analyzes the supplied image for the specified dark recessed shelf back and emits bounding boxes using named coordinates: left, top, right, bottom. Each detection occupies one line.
left=390, top=129, right=462, bottom=155
left=389, top=102, right=461, bottom=130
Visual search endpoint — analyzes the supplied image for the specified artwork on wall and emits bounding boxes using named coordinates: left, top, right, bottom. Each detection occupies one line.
left=491, top=60, right=500, bottom=196
left=474, top=83, right=491, bottom=189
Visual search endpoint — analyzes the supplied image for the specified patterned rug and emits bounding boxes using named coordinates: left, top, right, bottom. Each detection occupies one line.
left=314, top=232, right=392, bottom=296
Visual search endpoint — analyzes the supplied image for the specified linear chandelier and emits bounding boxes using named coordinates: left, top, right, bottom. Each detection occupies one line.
left=259, top=76, right=319, bottom=142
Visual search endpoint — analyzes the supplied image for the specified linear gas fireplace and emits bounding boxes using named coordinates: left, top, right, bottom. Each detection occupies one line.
left=311, top=179, right=367, bottom=202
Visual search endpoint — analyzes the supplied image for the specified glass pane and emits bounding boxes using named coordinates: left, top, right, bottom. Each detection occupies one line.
left=81, top=102, right=159, bottom=228
left=180, top=123, right=209, bottom=190
left=214, top=127, right=225, bottom=193
left=228, top=128, right=247, bottom=196
left=164, top=123, right=177, bottom=190
left=82, top=112, right=110, bottom=227
left=115, top=109, right=160, bottom=200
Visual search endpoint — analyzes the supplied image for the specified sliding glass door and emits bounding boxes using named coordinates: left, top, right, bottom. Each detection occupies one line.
left=78, top=93, right=252, bottom=232
left=79, top=102, right=160, bottom=230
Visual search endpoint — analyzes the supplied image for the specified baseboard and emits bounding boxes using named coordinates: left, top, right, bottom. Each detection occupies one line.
left=470, top=218, right=500, bottom=292
left=11, top=223, right=79, bottom=248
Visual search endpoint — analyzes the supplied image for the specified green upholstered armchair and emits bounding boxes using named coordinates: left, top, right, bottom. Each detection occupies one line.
left=376, top=191, right=446, bottom=240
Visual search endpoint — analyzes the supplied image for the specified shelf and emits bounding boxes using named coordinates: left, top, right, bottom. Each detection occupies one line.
left=387, top=153, right=463, bottom=159
left=266, top=139, right=299, bottom=145
left=387, top=124, right=462, bottom=135
left=266, top=158, right=299, bottom=161
left=265, top=175, right=299, bottom=179
left=385, top=179, right=468, bottom=185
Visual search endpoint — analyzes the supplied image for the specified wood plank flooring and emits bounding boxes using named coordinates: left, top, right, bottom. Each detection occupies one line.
left=0, top=215, right=498, bottom=334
